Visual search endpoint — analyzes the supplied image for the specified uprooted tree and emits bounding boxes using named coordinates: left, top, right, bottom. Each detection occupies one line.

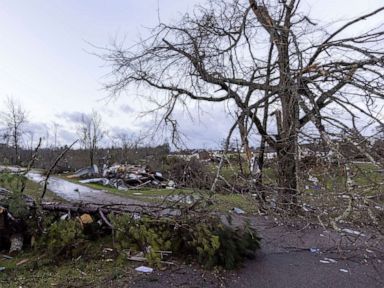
left=103, top=0, right=384, bottom=210
left=0, top=174, right=260, bottom=268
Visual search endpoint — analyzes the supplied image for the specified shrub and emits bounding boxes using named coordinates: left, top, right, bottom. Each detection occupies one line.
left=37, top=219, right=86, bottom=259
left=0, top=173, right=29, bottom=219
left=165, top=157, right=214, bottom=189
left=111, top=213, right=260, bottom=269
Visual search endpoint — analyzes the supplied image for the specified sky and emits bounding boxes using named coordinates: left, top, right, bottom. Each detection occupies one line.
left=0, top=0, right=383, bottom=149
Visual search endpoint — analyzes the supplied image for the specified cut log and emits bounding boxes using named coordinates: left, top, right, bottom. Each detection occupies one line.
left=9, top=233, right=23, bottom=256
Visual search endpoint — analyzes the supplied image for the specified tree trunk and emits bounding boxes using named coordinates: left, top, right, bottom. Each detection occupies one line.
left=256, top=143, right=266, bottom=202
left=276, top=20, right=300, bottom=211
left=90, top=149, right=94, bottom=166
left=276, top=140, right=298, bottom=210
left=9, top=233, right=23, bottom=256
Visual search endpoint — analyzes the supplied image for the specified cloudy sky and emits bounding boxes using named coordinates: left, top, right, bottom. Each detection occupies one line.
left=0, top=0, right=383, bottom=149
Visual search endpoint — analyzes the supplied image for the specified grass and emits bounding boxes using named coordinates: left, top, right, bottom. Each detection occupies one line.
left=295, top=162, right=384, bottom=225
left=208, top=193, right=259, bottom=214
left=86, top=182, right=191, bottom=198
left=61, top=176, right=259, bottom=214
left=0, top=237, right=134, bottom=288
left=299, top=162, right=384, bottom=196
left=0, top=172, right=63, bottom=202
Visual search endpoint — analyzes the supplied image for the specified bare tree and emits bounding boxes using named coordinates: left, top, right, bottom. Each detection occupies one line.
left=52, top=122, right=60, bottom=149
left=77, top=110, right=105, bottom=166
left=0, top=97, right=28, bottom=165
left=116, top=132, right=145, bottom=150
left=103, top=0, right=384, bottom=210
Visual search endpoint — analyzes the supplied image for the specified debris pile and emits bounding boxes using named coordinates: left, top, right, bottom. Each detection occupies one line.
left=74, top=164, right=176, bottom=190
left=67, top=164, right=99, bottom=179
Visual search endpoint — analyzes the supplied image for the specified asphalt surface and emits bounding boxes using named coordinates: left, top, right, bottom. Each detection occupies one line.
left=228, top=250, right=383, bottom=288
left=226, top=216, right=384, bottom=288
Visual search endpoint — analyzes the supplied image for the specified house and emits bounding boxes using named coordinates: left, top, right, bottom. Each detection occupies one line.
left=253, top=146, right=277, bottom=159
left=298, top=141, right=330, bottom=159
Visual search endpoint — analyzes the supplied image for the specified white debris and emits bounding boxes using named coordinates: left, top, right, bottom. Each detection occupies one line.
left=320, top=260, right=330, bottom=264
left=341, top=228, right=366, bottom=237
left=72, top=164, right=99, bottom=178
left=308, top=175, right=319, bottom=184
left=302, top=203, right=314, bottom=212
left=128, top=173, right=140, bottom=180
left=250, top=156, right=261, bottom=176
left=79, top=178, right=109, bottom=185
left=135, top=266, right=153, bottom=273
left=167, top=180, right=176, bottom=188
left=339, top=269, right=349, bottom=273
left=324, top=257, right=337, bottom=263
left=155, top=172, right=163, bottom=178
left=374, top=205, right=384, bottom=211
left=309, top=248, right=320, bottom=253
left=60, top=213, right=70, bottom=221
left=233, top=207, right=246, bottom=214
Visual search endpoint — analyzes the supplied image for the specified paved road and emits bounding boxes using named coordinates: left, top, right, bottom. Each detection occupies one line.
left=228, top=250, right=383, bottom=288
left=226, top=216, right=384, bottom=288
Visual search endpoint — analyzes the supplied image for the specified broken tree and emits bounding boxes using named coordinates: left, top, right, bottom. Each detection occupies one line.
left=102, top=0, right=384, bottom=211
left=0, top=186, right=260, bottom=269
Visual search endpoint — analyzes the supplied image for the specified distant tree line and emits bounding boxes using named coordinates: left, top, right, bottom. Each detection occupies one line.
left=0, top=143, right=170, bottom=172
left=0, top=97, right=171, bottom=171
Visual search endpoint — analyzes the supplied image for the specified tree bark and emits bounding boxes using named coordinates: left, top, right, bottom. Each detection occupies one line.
left=276, top=139, right=298, bottom=209
left=9, top=233, right=23, bottom=256
left=276, top=91, right=299, bottom=210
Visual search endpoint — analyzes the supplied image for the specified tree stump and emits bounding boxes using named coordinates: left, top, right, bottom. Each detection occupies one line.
left=9, top=233, right=23, bottom=256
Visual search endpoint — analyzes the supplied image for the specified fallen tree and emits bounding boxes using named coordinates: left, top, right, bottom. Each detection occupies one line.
left=0, top=184, right=260, bottom=269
